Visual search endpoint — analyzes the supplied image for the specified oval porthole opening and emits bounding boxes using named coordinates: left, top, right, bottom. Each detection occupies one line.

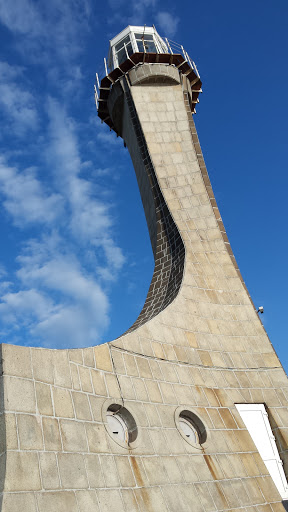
left=179, top=415, right=199, bottom=443
left=106, top=404, right=138, bottom=446
left=176, top=409, right=207, bottom=446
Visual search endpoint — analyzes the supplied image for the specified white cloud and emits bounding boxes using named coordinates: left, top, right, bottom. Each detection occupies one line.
left=0, top=0, right=42, bottom=36
left=105, top=0, right=180, bottom=41
left=0, top=0, right=130, bottom=349
left=17, top=249, right=107, bottom=307
left=0, top=282, right=12, bottom=294
left=0, top=90, right=125, bottom=347
left=46, top=97, right=125, bottom=273
left=129, top=0, right=158, bottom=24
left=0, top=157, right=63, bottom=226
left=46, top=97, right=81, bottom=178
left=91, top=167, right=113, bottom=177
left=0, top=264, right=7, bottom=279
left=0, top=234, right=110, bottom=347
left=96, top=131, right=124, bottom=148
left=25, top=250, right=110, bottom=347
left=31, top=305, right=102, bottom=348
left=106, top=0, right=179, bottom=40
left=155, top=11, right=180, bottom=38
left=0, top=61, right=38, bottom=135
left=107, top=0, right=157, bottom=27
left=0, top=61, right=24, bottom=80
left=0, top=83, right=37, bottom=132
left=0, top=0, right=91, bottom=64
left=101, top=238, right=125, bottom=271
left=0, top=289, right=55, bottom=323
left=0, top=266, right=12, bottom=294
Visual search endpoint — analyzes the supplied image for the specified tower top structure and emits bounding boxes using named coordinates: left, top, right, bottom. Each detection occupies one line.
left=95, top=25, right=202, bottom=132
left=108, top=25, right=168, bottom=70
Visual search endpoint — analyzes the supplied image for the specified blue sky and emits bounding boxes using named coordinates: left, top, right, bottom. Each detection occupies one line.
left=0, top=0, right=287, bottom=369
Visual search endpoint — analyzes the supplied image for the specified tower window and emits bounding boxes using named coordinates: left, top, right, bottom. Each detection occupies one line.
left=175, top=408, right=207, bottom=447
left=107, top=411, right=127, bottom=442
left=106, top=403, right=138, bottom=446
left=179, top=414, right=200, bottom=443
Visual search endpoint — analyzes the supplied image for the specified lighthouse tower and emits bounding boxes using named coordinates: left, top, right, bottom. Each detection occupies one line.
left=94, top=25, right=288, bottom=510
left=0, top=25, right=288, bottom=511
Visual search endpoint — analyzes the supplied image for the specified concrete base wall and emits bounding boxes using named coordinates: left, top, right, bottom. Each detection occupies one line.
left=0, top=64, right=287, bottom=511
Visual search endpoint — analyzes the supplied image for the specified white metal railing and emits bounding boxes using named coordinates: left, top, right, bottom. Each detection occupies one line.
left=163, top=38, right=200, bottom=78
left=94, top=37, right=200, bottom=111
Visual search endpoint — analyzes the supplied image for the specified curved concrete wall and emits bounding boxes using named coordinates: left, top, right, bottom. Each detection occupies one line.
left=0, top=64, right=287, bottom=511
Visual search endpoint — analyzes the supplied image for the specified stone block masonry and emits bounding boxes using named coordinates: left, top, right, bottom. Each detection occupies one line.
left=0, top=63, right=287, bottom=511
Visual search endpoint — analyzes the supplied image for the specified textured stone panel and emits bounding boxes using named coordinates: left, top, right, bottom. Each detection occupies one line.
left=4, top=452, right=41, bottom=491
left=2, top=493, right=37, bottom=512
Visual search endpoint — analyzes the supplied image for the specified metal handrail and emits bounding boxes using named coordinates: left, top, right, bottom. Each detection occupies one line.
left=94, top=36, right=200, bottom=111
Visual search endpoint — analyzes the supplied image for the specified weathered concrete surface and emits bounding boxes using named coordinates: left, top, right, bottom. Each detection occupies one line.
left=0, top=64, right=287, bottom=511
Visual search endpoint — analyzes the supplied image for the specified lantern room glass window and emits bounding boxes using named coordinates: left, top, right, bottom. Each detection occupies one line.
left=114, top=35, right=133, bottom=66
left=135, top=33, right=157, bottom=53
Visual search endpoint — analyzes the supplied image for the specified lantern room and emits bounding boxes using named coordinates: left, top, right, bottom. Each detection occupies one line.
left=108, top=25, right=168, bottom=71
left=95, top=25, right=202, bottom=131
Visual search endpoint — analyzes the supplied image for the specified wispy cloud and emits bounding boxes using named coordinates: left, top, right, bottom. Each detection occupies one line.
left=0, top=0, right=91, bottom=63
left=0, top=232, right=110, bottom=347
left=0, top=61, right=38, bottom=136
left=0, top=0, right=133, bottom=349
left=96, top=131, right=124, bottom=148
left=0, top=91, right=125, bottom=346
left=107, top=0, right=158, bottom=27
left=19, top=235, right=110, bottom=347
left=0, top=0, right=93, bottom=102
left=155, top=11, right=179, bottom=38
left=0, top=156, right=63, bottom=226
left=46, top=97, right=125, bottom=273
left=129, top=0, right=158, bottom=25
left=106, top=0, right=179, bottom=40
left=0, top=0, right=42, bottom=36
left=0, top=289, right=56, bottom=326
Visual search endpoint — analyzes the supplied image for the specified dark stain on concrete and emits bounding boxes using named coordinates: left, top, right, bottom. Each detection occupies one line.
left=130, top=455, right=144, bottom=487
left=203, top=454, right=220, bottom=481
left=202, top=451, right=229, bottom=508
left=130, top=455, right=151, bottom=510
left=212, top=388, right=224, bottom=406
left=215, top=482, right=229, bottom=508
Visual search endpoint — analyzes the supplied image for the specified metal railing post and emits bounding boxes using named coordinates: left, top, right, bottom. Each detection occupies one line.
left=104, top=57, right=108, bottom=76
left=124, top=42, right=129, bottom=59
left=165, top=38, right=173, bottom=54
left=94, top=85, right=99, bottom=109
left=193, top=60, right=200, bottom=77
